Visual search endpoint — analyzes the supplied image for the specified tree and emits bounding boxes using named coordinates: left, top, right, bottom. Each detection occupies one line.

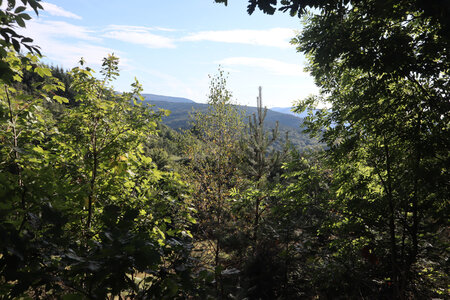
left=217, top=0, right=449, bottom=297
left=242, top=87, right=288, bottom=183
left=299, top=1, right=448, bottom=296
left=215, top=0, right=450, bottom=38
left=235, top=86, right=291, bottom=298
left=183, top=68, right=246, bottom=298
left=271, top=152, right=335, bottom=298
left=290, top=2, right=449, bottom=298
left=241, top=86, right=287, bottom=248
left=0, top=52, right=197, bottom=298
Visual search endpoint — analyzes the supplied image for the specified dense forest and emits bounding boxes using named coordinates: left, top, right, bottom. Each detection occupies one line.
left=1, top=0, right=448, bottom=299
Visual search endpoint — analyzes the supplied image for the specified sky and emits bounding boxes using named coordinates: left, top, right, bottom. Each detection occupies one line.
left=16, top=0, right=319, bottom=108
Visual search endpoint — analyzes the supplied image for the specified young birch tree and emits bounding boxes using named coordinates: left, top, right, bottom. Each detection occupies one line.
left=184, top=68, right=245, bottom=297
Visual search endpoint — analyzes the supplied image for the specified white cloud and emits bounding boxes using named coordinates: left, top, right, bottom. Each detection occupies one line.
left=19, top=20, right=121, bottom=67
left=218, top=57, right=307, bottom=77
left=41, top=2, right=82, bottom=20
left=153, top=27, right=178, bottom=32
left=106, top=25, right=177, bottom=32
left=24, top=20, right=99, bottom=41
left=182, top=28, right=295, bottom=48
left=43, top=41, right=121, bottom=68
left=102, top=25, right=176, bottom=48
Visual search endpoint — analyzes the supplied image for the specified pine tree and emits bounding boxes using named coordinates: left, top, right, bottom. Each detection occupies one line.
left=242, top=86, right=288, bottom=184
left=241, top=87, right=289, bottom=247
left=236, top=87, right=291, bottom=298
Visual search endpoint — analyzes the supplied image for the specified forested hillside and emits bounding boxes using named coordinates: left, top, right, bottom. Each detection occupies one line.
left=148, top=100, right=321, bottom=150
left=1, top=0, right=448, bottom=299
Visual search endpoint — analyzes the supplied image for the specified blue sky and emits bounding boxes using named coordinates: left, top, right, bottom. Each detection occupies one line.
left=18, top=0, right=319, bottom=108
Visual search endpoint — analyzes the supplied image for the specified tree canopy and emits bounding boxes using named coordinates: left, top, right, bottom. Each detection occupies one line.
left=216, top=0, right=450, bottom=32
left=0, top=0, right=43, bottom=82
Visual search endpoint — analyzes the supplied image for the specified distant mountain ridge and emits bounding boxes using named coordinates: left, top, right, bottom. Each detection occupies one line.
left=142, top=93, right=195, bottom=104
left=144, top=98, right=321, bottom=150
left=271, top=106, right=311, bottom=118
left=148, top=101, right=303, bottom=129
left=142, top=94, right=307, bottom=120
left=142, top=93, right=308, bottom=119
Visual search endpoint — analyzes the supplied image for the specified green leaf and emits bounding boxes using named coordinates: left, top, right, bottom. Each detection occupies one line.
left=14, top=6, right=26, bottom=13
left=15, top=16, right=25, bottom=27
left=53, top=95, right=69, bottom=104
left=35, top=66, right=52, bottom=78
left=21, top=37, right=33, bottom=43
left=11, top=38, right=20, bottom=52
left=18, top=13, right=31, bottom=20
left=33, top=146, right=45, bottom=154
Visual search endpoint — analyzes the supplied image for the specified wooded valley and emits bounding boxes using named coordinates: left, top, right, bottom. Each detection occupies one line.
left=0, top=0, right=448, bottom=299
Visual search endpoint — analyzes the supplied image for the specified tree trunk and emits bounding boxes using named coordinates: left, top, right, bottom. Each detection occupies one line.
left=87, top=118, right=99, bottom=231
